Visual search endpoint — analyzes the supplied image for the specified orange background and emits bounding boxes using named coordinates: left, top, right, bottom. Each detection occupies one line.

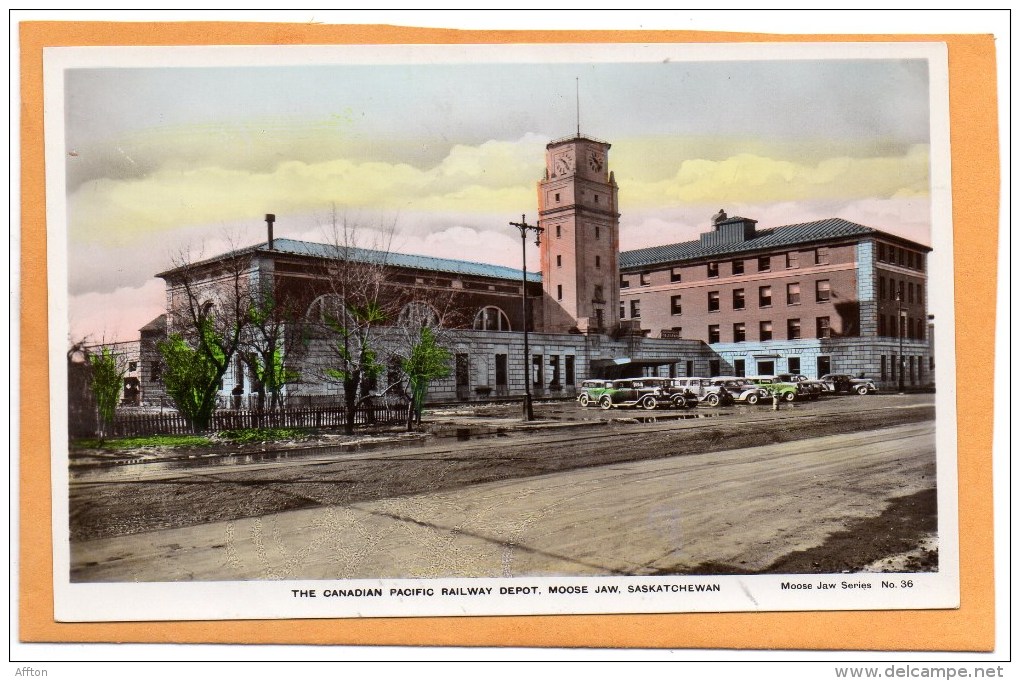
left=18, top=23, right=999, bottom=650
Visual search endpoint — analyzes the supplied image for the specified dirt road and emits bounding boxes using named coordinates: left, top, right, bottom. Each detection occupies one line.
left=71, top=420, right=935, bottom=581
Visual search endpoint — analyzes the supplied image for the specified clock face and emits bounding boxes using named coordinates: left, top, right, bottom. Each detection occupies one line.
left=554, top=152, right=574, bottom=176
left=588, top=150, right=604, bottom=172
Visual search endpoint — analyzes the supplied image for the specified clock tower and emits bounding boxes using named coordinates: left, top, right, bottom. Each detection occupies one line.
left=538, top=135, right=621, bottom=334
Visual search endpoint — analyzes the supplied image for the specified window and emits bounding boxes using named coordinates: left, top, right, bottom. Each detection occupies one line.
left=908, top=282, right=914, bottom=303
left=565, top=356, right=575, bottom=386
left=709, top=359, right=721, bottom=376
left=532, top=354, right=543, bottom=387
left=630, top=300, right=641, bottom=318
left=707, top=262, right=719, bottom=278
left=619, top=302, right=626, bottom=319
left=556, top=284, right=563, bottom=300
left=593, top=285, right=604, bottom=302
left=787, top=318, right=801, bottom=340
left=787, top=282, right=800, bottom=305
left=759, top=285, right=772, bottom=307
left=881, top=356, right=887, bottom=381
left=556, top=254, right=562, bottom=267
left=708, top=291, right=720, bottom=312
left=595, top=225, right=601, bottom=239
left=788, top=357, right=801, bottom=374
left=732, top=259, right=744, bottom=275
left=891, top=354, right=897, bottom=380
left=878, top=243, right=886, bottom=262
left=916, top=319, right=925, bottom=340
left=732, top=288, right=745, bottom=310
left=760, top=321, right=773, bottom=341
left=473, top=306, right=512, bottom=331
left=816, top=279, right=831, bottom=302
left=640, top=272, right=651, bottom=286
left=554, top=192, right=560, bottom=203
left=670, top=267, right=682, bottom=282
left=128, top=361, right=137, bottom=372
left=671, top=295, right=683, bottom=315
left=817, top=356, right=831, bottom=377
left=555, top=225, right=561, bottom=238
left=758, top=255, right=771, bottom=272
left=816, top=316, right=831, bottom=339
left=815, top=247, right=829, bottom=265
left=734, top=359, right=745, bottom=377
left=786, top=251, right=799, bottom=268
left=708, top=325, right=720, bottom=343
left=595, top=255, right=601, bottom=269
left=733, top=322, right=746, bottom=342
left=879, top=276, right=886, bottom=299
left=594, top=195, right=600, bottom=204
left=879, top=315, right=886, bottom=336
left=620, top=275, right=630, bottom=289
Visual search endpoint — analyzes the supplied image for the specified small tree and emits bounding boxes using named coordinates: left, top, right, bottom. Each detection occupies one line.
left=157, top=321, right=226, bottom=432
left=239, top=285, right=301, bottom=426
left=85, top=346, right=126, bottom=441
left=402, top=326, right=451, bottom=430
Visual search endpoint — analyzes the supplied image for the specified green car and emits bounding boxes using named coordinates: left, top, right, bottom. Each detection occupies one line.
left=747, top=376, right=802, bottom=402
left=577, top=380, right=613, bottom=408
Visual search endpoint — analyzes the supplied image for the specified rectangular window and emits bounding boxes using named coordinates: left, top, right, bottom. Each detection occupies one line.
left=555, top=225, right=561, bottom=238
left=685, top=360, right=694, bottom=376
left=759, top=285, right=772, bottom=307
left=556, top=254, right=562, bottom=267
left=708, top=291, right=720, bottom=312
left=815, top=247, right=829, bottom=265
left=816, top=279, right=831, bottom=302
left=880, top=355, right=887, bottom=381
left=595, top=225, right=600, bottom=239
left=595, top=255, right=601, bottom=269
left=786, top=251, right=799, bottom=268
left=619, top=302, right=626, bottom=319
left=878, top=243, right=886, bottom=262
left=879, top=315, right=886, bottom=336
left=734, top=359, right=745, bottom=377
left=758, top=255, right=771, bottom=272
left=732, top=288, right=745, bottom=310
left=816, top=316, right=831, bottom=339
left=495, top=354, right=508, bottom=388
left=733, top=322, right=746, bottom=342
left=879, top=276, right=886, bottom=299
left=620, top=275, right=630, bottom=289
left=670, top=267, right=682, bottom=282
left=787, top=318, right=801, bottom=340
left=671, top=295, right=683, bottom=315
left=760, top=321, right=773, bottom=341
left=709, top=359, right=721, bottom=376
left=630, top=300, right=641, bottom=318
left=532, top=354, right=543, bottom=387
left=640, top=272, right=651, bottom=286
left=787, top=282, right=800, bottom=305
left=788, top=356, right=801, bottom=374
left=128, top=361, right=137, bottom=372
left=565, top=356, right=575, bottom=386
left=908, top=282, right=914, bottom=303
left=593, top=285, right=604, bottom=302
left=892, top=354, right=897, bottom=380
left=732, top=259, right=744, bottom=275
left=707, top=262, right=719, bottom=278
left=708, top=325, right=720, bottom=343
left=556, top=284, right=563, bottom=300
left=554, top=193, right=560, bottom=203
left=817, top=355, right=832, bottom=377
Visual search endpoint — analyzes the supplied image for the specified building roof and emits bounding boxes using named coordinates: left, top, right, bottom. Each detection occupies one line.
left=619, top=217, right=930, bottom=270
left=159, top=237, right=541, bottom=283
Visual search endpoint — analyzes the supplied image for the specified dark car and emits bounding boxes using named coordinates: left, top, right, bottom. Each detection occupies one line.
left=598, top=378, right=662, bottom=410
left=642, top=377, right=699, bottom=408
left=819, top=374, right=879, bottom=395
left=774, top=373, right=825, bottom=399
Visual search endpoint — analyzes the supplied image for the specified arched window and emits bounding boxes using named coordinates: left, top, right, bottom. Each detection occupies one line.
left=473, top=306, right=511, bottom=332
left=398, top=301, right=439, bottom=329
left=306, top=294, right=350, bottom=326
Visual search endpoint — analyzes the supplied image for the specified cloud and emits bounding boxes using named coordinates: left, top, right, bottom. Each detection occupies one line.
left=69, top=278, right=167, bottom=343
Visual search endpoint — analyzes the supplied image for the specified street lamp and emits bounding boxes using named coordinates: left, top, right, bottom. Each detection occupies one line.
left=510, top=214, right=544, bottom=421
left=896, top=289, right=905, bottom=394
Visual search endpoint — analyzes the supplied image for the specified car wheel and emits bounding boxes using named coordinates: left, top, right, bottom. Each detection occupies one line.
left=640, top=395, right=657, bottom=410
left=746, top=393, right=759, bottom=405
left=598, top=395, right=613, bottom=410
left=784, top=391, right=797, bottom=402
left=856, top=385, right=869, bottom=395
left=672, top=395, right=687, bottom=409
left=706, top=393, right=720, bottom=407
left=579, top=394, right=590, bottom=407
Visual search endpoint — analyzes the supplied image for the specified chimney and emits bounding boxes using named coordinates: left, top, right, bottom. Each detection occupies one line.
left=265, top=213, right=275, bottom=250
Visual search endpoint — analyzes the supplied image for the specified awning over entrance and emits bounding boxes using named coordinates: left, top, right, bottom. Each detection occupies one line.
left=590, top=357, right=687, bottom=379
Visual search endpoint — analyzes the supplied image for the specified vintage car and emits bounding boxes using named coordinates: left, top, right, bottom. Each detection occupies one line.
left=576, top=379, right=613, bottom=408
left=746, top=376, right=804, bottom=402
left=667, top=377, right=735, bottom=407
left=641, top=377, right=700, bottom=408
left=597, top=378, right=662, bottom=410
left=819, top=374, right=879, bottom=395
left=774, top=373, right=825, bottom=399
left=709, top=377, right=771, bottom=405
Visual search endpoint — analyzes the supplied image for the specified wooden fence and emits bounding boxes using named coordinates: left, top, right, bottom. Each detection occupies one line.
left=77, top=404, right=409, bottom=438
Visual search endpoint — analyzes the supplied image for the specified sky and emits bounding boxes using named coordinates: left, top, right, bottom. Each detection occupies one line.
left=60, top=48, right=937, bottom=342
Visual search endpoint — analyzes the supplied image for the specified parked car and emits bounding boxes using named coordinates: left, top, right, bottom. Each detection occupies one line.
left=819, top=374, right=879, bottom=395
left=747, top=376, right=804, bottom=402
left=709, top=377, right=770, bottom=405
left=773, top=373, right=825, bottom=399
left=577, top=380, right=613, bottom=408
left=641, top=377, right=699, bottom=408
left=668, top=377, right=735, bottom=407
left=598, top=378, right=662, bottom=410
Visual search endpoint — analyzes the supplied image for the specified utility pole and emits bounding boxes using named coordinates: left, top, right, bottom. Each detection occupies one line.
left=510, top=214, right=544, bottom=421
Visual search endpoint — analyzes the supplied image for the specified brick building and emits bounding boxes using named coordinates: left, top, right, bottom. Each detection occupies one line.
left=618, top=213, right=932, bottom=387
